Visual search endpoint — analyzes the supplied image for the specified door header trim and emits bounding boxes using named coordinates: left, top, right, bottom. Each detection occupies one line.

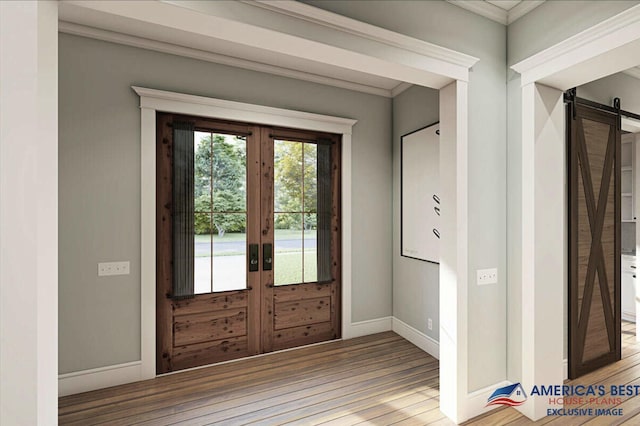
left=132, top=87, right=357, bottom=135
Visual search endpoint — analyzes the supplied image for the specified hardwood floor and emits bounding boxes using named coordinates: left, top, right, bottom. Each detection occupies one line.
left=59, top=322, right=640, bottom=425
left=59, top=332, right=449, bottom=425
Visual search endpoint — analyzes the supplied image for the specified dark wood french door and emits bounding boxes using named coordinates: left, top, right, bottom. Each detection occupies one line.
left=568, top=101, right=621, bottom=379
left=156, top=113, right=341, bottom=374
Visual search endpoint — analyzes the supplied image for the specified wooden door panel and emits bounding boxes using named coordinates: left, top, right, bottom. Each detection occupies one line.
left=263, top=129, right=342, bottom=353
left=156, top=112, right=174, bottom=374
left=171, top=336, right=248, bottom=371
left=156, top=113, right=261, bottom=374
left=569, top=102, right=621, bottom=379
left=272, top=283, right=338, bottom=351
left=273, top=323, right=335, bottom=351
left=274, top=283, right=333, bottom=302
left=172, top=291, right=247, bottom=315
left=173, top=309, right=247, bottom=346
left=274, top=295, right=331, bottom=330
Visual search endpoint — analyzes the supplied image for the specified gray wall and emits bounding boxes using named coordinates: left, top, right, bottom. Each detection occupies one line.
left=58, top=33, right=392, bottom=373
left=392, top=86, right=439, bottom=339
left=306, top=0, right=507, bottom=392
left=506, top=1, right=638, bottom=384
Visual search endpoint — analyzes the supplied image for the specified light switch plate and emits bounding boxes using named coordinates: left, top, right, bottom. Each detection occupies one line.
left=477, top=268, right=498, bottom=285
left=98, top=261, right=130, bottom=277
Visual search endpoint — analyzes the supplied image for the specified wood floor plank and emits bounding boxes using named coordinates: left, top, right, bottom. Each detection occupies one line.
left=151, top=356, right=434, bottom=425
left=263, top=376, right=438, bottom=426
left=60, top=333, right=402, bottom=416
left=61, top=340, right=419, bottom=425
left=360, top=398, right=441, bottom=425
left=310, top=379, right=439, bottom=425
left=619, top=411, right=640, bottom=424
left=58, top=322, right=640, bottom=426
left=82, top=348, right=429, bottom=426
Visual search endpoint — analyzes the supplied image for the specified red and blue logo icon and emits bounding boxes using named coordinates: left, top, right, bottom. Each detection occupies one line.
left=487, top=383, right=528, bottom=407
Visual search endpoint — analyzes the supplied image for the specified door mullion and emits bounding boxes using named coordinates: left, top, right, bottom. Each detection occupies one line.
left=261, top=127, right=275, bottom=353
left=247, top=125, right=262, bottom=356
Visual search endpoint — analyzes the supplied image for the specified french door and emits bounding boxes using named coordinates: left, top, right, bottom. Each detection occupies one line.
left=568, top=100, right=621, bottom=379
left=156, top=113, right=341, bottom=374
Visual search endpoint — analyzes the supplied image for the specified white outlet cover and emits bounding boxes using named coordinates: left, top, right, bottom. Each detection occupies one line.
left=477, top=268, right=498, bottom=285
left=98, top=261, right=130, bottom=277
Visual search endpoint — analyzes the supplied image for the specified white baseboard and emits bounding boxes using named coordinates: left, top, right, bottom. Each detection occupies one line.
left=623, top=311, right=636, bottom=322
left=59, top=360, right=143, bottom=397
left=344, top=316, right=393, bottom=339
left=466, top=380, right=510, bottom=420
left=563, top=358, right=568, bottom=380
left=392, top=317, right=439, bottom=360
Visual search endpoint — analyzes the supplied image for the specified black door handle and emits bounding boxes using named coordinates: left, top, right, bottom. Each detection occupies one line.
left=263, top=243, right=273, bottom=271
left=249, top=244, right=259, bottom=272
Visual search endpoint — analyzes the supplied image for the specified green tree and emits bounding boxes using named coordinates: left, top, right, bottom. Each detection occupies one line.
left=274, top=141, right=317, bottom=230
left=194, top=134, right=246, bottom=235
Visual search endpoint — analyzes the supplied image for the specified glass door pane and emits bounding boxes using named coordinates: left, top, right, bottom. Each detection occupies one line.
left=194, top=131, right=248, bottom=293
left=273, top=140, right=329, bottom=286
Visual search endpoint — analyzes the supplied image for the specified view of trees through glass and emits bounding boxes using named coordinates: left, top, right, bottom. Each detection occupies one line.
left=193, top=132, right=247, bottom=294
left=192, top=132, right=320, bottom=293
left=274, top=140, right=318, bottom=285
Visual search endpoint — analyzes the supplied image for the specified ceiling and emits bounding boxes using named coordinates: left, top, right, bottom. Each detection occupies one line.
left=447, top=0, right=545, bottom=25
left=486, top=1, right=524, bottom=12
left=58, top=0, right=477, bottom=99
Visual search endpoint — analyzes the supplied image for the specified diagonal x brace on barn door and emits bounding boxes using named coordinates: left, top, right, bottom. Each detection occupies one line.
left=575, top=119, right=617, bottom=364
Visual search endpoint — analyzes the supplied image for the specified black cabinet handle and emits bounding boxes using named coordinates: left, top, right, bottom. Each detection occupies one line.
left=263, top=243, right=273, bottom=271
left=631, top=265, right=636, bottom=269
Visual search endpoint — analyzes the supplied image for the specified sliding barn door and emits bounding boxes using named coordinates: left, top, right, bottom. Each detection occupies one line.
left=568, top=102, right=621, bottom=379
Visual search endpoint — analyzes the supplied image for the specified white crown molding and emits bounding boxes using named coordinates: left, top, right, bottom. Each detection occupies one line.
left=243, top=0, right=478, bottom=69
left=391, top=82, right=413, bottom=97
left=131, top=86, right=357, bottom=134
left=447, top=0, right=544, bottom=25
left=59, top=21, right=394, bottom=98
left=507, top=1, right=545, bottom=25
left=511, top=4, right=640, bottom=87
left=447, top=0, right=507, bottom=25
left=60, top=0, right=479, bottom=92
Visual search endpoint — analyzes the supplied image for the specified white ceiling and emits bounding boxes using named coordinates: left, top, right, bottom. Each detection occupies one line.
left=486, top=1, right=524, bottom=12
left=448, top=0, right=545, bottom=25
left=58, top=0, right=477, bottom=98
